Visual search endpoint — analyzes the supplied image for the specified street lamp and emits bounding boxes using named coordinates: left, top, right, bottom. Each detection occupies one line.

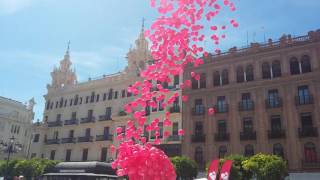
left=0, top=136, right=22, bottom=180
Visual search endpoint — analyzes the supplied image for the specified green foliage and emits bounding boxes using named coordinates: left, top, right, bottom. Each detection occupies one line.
left=242, top=153, right=288, bottom=180
left=170, top=156, right=198, bottom=179
left=0, top=158, right=59, bottom=180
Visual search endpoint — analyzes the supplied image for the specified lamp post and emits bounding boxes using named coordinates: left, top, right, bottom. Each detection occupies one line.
left=0, top=136, right=22, bottom=180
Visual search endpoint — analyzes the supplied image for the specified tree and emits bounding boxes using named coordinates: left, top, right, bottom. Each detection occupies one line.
left=242, top=153, right=288, bottom=180
left=170, top=156, right=198, bottom=180
left=0, top=159, right=20, bottom=178
left=221, top=154, right=252, bottom=180
left=15, top=159, right=42, bottom=180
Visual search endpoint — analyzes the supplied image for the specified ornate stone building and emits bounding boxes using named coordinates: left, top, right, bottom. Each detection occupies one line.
left=0, top=96, right=35, bottom=159
left=182, top=30, right=320, bottom=171
left=29, top=27, right=182, bottom=161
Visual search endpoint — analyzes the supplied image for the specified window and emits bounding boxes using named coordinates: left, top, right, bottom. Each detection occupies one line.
left=172, top=122, right=179, bottom=136
left=33, top=134, right=40, bottom=142
left=101, top=147, right=108, bottom=162
left=174, top=75, right=180, bottom=87
left=51, top=102, right=54, bottom=109
left=300, top=113, right=313, bottom=128
left=213, top=71, right=220, bottom=86
left=88, top=109, right=93, bottom=119
left=69, top=99, right=73, bottom=106
left=106, top=107, right=112, bottom=119
left=114, top=91, right=118, bottom=99
left=86, top=96, right=89, bottom=103
left=74, top=95, right=79, bottom=105
left=272, top=60, right=281, bottom=78
left=66, top=149, right=71, bottom=162
left=246, top=65, right=254, bottom=81
left=271, top=115, right=281, bottom=131
left=80, top=97, right=83, bottom=104
left=301, top=55, right=311, bottom=73
left=121, top=90, right=126, bottom=98
left=200, top=73, right=206, bottom=88
left=90, top=92, right=95, bottom=103
left=71, top=112, right=77, bottom=120
left=59, top=98, right=64, bottom=108
left=104, top=127, right=110, bottom=136
left=108, top=89, right=113, bottom=100
left=243, top=118, right=253, bottom=132
left=217, top=120, right=227, bottom=134
left=195, top=99, right=204, bottom=114
left=64, top=100, right=67, bottom=107
left=298, top=85, right=311, bottom=104
left=240, top=93, right=253, bottom=110
left=46, top=100, right=50, bottom=110
left=304, top=142, right=317, bottom=163
left=69, top=130, right=74, bottom=138
left=217, top=96, right=227, bottom=112
left=195, top=147, right=203, bottom=164
left=96, top=94, right=100, bottom=102
left=159, top=122, right=164, bottom=138
left=158, top=99, right=164, bottom=111
left=195, top=122, right=203, bottom=135
left=127, top=86, right=132, bottom=97
left=244, top=145, right=254, bottom=157
left=273, top=143, right=284, bottom=158
left=54, top=131, right=59, bottom=139
left=50, top=150, right=56, bottom=160
left=103, top=93, right=107, bottom=101
left=221, top=70, right=229, bottom=85
left=219, top=146, right=227, bottom=158
left=56, top=114, right=61, bottom=121
left=191, top=78, right=198, bottom=89
left=236, top=66, right=244, bottom=83
left=82, top=149, right=88, bottom=161
left=267, top=89, right=280, bottom=107
left=290, top=57, right=300, bottom=75
left=85, top=128, right=91, bottom=137
left=152, top=97, right=157, bottom=112
left=262, top=62, right=271, bottom=79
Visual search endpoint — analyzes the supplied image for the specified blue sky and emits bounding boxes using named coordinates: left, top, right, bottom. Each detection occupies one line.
left=0, top=0, right=319, bottom=121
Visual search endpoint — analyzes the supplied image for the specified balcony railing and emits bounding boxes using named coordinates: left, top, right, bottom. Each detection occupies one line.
left=265, top=97, right=282, bottom=108
left=295, top=95, right=314, bottom=106
left=118, top=111, right=127, bottom=116
left=239, top=100, right=254, bottom=111
left=192, top=105, right=205, bottom=116
left=302, top=160, right=320, bottom=169
left=96, top=134, right=113, bottom=141
left=78, top=136, right=94, bottom=143
left=240, top=131, right=256, bottom=141
left=214, top=132, right=230, bottom=142
left=170, top=106, right=181, bottom=113
left=298, top=127, right=318, bottom=138
left=214, top=104, right=229, bottom=113
left=99, top=115, right=112, bottom=121
left=80, top=116, right=95, bottom=124
left=61, top=137, right=76, bottom=144
left=45, top=138, right=60, bottom=145
left=191, top=134, right=206, bottom=143
left=64, top=119, right=78, bottom=125
left=167, top=135, right=181, bottom=141
left=268, top=129, right=286, bottom=139
left=47, top=120, right=63, bottom=127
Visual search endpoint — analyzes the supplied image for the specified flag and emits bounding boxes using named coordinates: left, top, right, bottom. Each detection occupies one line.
left=219, top=160, right=232, bottom=180
left=207, top=159, right=219, bottom=180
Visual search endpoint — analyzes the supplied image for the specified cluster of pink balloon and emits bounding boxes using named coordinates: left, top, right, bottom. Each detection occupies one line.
left=111, top=0, right=238, bottom=179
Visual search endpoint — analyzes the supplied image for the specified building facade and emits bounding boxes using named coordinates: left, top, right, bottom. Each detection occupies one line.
left=0, top=96, right=35, bottom=159
left=29, top=28, right=183, bottom=162
left=182, top=30, right=320, bottom=171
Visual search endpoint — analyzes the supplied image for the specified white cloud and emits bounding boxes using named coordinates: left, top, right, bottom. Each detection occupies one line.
left=0, top=0, right=33, bottom=15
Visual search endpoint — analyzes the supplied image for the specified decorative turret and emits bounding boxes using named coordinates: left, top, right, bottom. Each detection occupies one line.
left=49, top=42, right=77, bottom=89
left=126, top=19, right=152, bottom=76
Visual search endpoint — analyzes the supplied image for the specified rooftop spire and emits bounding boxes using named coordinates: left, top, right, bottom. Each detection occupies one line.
left=141, top=18, right=145, bottom=32
left=66, top=40, right=71, bottom=56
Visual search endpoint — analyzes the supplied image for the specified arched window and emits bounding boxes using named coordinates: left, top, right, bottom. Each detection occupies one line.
left=191, top=78, right=198, bottom=89
left=245, top=65, right=254, bottom=81
left=273, top=143, right=284, bottom=159
left=262, top=62, right=271, bottom=79
left=200, top=73, right=206, bottom=88
left=221, top=69, right=229, bottom=85
left=195, top=147, right=203, bottom=164
left=108, top=89, right=113, bottom=100
left=219, top=146, right=227, bottom=158
left=244, top=144, right=254, bottom=157
left=301, top=55, right=311, bottom=73
left=272, top=60, right=281, bottom=78
left=213, top=71, right=221, bottom=86
left=236, top=66, right=244, bottom=83
left=304, top=142, right=317, bottom=163
left=290, top=57, right=300, bottom=75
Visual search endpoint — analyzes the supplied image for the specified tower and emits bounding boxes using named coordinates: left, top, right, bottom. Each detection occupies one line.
left=49, top=42, right=77, bottom=89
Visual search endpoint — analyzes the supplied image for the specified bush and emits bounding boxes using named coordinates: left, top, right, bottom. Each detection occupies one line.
left=170, top=156, right=198, bottom=180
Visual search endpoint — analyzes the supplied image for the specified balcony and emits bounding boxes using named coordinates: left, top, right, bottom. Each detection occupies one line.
left=167, top=135, right=181, bottom=141
left=61, top=137, right=76, bottom=144
left=45, top=138, right=60, bottom=145
left=298, top=127, right=318, bottom=138
left=96, top=134, right=113, bottom=141
left=191, top=134, right=206, bottom=143
left=99, top=115, right=112, bottom=121
left=295, top=95, right=314, bottom=106
left=77, top=136, right=93, bottom=143
left=265, top=97, right=282, bottom=109
left=80, top=116, right=95, bottom=124
left=64, top=119, right=78, bottom=125
left=170, top=106, right=181, bottom=113
left=239, top=100, right=254, bottom=111
left=47, top=120, right=62, bottom=127
left=214, top=104, right=229, bottom=113
left=118, top=111, right=127, bottom=116
left=240, top=131, right=256, bottom=141
left=214, top=132, right=230, bottom=142
left=268, top=129, right=286, bottom=139
left=192, top=105, right=205, bottom=116
left=302, top=160, right=320, bottom=169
